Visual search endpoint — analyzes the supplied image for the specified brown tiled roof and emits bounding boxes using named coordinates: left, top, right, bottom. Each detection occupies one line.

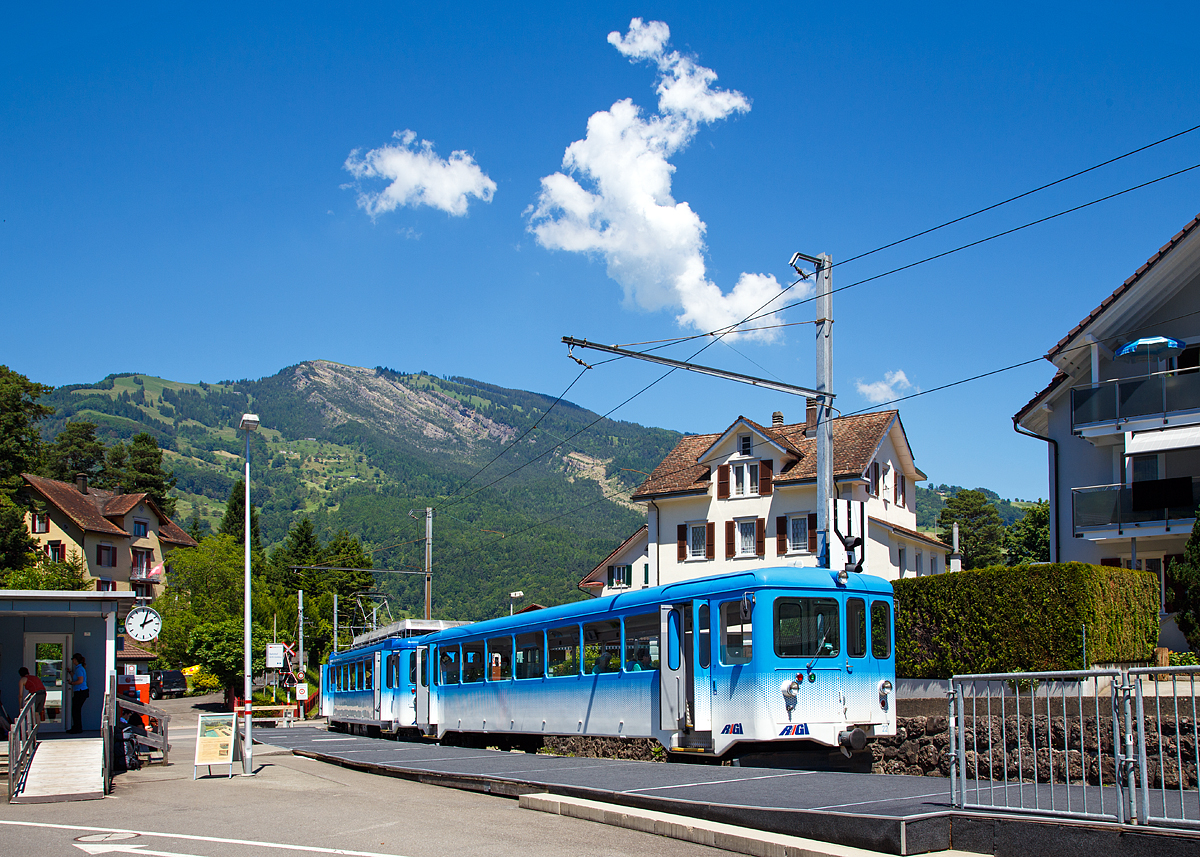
left=580, top=525, right=647, bottom=590
left=632, top=412, right=899, bottom=500
left=116, top=634, right=156, bottom=661
left=23, top=473, right=129, bottom=536
left=21, top=473, right=196, bottom=548
left=1046, top=212, right=1200, bottom=360
left=870, top=517, right=949, bottom=551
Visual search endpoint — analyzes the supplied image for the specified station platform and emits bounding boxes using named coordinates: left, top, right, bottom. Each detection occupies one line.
left=254, top=727, right=1200, bottom=856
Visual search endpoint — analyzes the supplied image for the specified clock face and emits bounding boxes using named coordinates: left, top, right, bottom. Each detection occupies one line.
left=126, top=607, right=162, bottom=642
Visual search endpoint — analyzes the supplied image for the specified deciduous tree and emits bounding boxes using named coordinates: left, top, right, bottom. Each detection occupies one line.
left=1004, top=500, right=1051, bottom=565
left=1167, top=513, right=1200, bottom=651
left=0, top=366, right=53, bottom=497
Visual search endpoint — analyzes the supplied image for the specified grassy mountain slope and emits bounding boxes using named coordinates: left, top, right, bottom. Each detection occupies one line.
left=39, top=361, right=682, bottom=620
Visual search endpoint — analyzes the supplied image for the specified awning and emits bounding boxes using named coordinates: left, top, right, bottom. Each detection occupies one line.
left=1125, top=425, right=1200, bottom=456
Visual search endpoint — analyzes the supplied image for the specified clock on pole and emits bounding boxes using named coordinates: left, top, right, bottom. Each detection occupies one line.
left=126, top=606, right=162, bottom=642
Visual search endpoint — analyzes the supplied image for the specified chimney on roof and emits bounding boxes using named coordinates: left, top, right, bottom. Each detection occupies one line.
left=772, top=411, right=784, bottom=428
left=805, top=399, right=818, bottom=436
left=75, top=473, right=88, bottom=494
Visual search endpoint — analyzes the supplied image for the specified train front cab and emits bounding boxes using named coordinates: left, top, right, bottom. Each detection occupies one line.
left=658, top=569, right=896, bottom=760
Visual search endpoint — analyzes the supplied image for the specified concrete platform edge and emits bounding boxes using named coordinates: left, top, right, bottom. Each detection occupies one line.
left=520, top=793, right=978, bottom=857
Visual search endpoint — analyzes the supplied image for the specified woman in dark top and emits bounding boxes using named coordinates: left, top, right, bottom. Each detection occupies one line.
left=68, top=653, right=88, bottom=733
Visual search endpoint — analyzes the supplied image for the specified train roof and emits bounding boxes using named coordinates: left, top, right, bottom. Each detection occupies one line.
left=430, top=566, right=892, bottom=644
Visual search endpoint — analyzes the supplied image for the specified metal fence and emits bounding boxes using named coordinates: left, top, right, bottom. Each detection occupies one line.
left=949, top=667, right=1200, bottom=829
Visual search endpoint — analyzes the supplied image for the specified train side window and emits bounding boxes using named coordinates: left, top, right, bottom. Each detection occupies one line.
left=488, top=636, right=513, bottom=680
left=847, top=598, right=867, bottom=658
left=385, top=654, right=394, bottom=689
left=774, top=597, right=840, bottom=658
left=341, top=665, right=347, bottom=691
left=440, top=646, right=460, bottom=684
left=365, top=659, right=374, bottom=690
left=515, top=631, right=544, bottom=679
left=419, top=651, right=428, bottom=688
left=719, top=601, right=753, bottom=665
left=462, top=640, right=486, bottom=683
left=698, top=604, right=711, bottom=669
left=623, top=613, right=660, bottom=671
left=408, top=652, right=417, bottom=686
left=548, top=625, right=581, bottom=677
left=355, top=661, right=363, bottom=691
left=583, top=619, right=620, bottom=674
left=871, top=600, right=893, bottom=659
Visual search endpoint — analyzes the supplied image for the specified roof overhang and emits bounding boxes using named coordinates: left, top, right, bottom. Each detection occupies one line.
left=0, top=590, right=137, bottom=617
left=697, top=417, right=792, bottom=464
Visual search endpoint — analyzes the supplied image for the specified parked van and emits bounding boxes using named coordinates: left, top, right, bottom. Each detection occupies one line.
left=149, top=669, right=188, bottom=700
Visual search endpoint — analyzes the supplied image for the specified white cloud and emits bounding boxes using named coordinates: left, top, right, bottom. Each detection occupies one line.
left=856, top=370, right=916, bottom=404
left=344, top=130, right=496, bottom=218
left=529, top=19, right=797, bottom=339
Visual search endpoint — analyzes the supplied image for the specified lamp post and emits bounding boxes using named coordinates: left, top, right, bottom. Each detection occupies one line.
left=509, top=590, right=524, bottom=616
left=239, top=413, right=259, bottom=775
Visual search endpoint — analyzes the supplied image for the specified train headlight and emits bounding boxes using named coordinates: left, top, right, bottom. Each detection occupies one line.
left=878, top=679, right=893, bottom=711
left=780, top=676, right=801, bottom=719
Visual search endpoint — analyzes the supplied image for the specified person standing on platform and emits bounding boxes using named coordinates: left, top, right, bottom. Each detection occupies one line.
left=67, top=653, right=88, bottom=733
left=17, top=667, right=47, bottom=722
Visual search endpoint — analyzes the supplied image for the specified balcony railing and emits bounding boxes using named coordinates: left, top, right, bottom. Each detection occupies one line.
left=1071, top=369, right=1200, bottom=431
left=1072, top=476, right=1200, bottom=533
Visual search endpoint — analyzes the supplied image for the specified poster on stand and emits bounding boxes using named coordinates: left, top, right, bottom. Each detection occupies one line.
left=194, top=713, right=238, bottom=778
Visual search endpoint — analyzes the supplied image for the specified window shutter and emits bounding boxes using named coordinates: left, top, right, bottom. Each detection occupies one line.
left=677, top=524, right=687, bottom=561
left=776, top=516, right=788, bottom=554
left=706, top=522, right=716, bottom=560
left=807, top=513, right=818, bottom=552
left=760, top=460, right=773, bottom=495
left=756, top=518, right=766, bottom=556
left=717, top=464, right=730, bottom=499
left=725, top=521, right=735, bottom=559
left=873, top=462, right=880, bottom=494
left=607, top=565, right=615, bottom=586
left=96, top=544, right=103, bottom=565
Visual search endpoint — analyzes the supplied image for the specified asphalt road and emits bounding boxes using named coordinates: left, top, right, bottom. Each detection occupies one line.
left=0, top=694, right=724, bottom=857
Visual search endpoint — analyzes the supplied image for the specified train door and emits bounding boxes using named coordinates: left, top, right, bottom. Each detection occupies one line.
left=373, top=650, right=383, bottom=721
left=659, top=603, right=689, bottom=731
left=709, top=594, right=755, bottom=741
left=692, top=601, right=712, bottom=732
left=415, top=646, right=430, bottom=728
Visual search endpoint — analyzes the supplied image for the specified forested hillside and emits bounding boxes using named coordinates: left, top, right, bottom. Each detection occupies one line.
left=38, top=361, right=682, bottom=620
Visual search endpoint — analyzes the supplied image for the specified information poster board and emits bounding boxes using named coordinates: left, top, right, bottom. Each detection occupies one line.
left=266, top=644, right=284, bottom=669
left=194, top=713, right=238, bottom=778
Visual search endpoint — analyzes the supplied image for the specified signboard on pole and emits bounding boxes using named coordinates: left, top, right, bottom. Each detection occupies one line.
left=193, top=713, right=238, bottom=779
left=266, top=644, right=284, bottom=669
left=295, top=683, right=309, bottom=701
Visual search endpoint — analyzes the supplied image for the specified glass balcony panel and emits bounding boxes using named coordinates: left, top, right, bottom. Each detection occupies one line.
left=1165, top=371, right=1200, bottom=413
left=1118, top=375, right=1163, bottom=420
left=1073, top=478, right=1200, bottom=531
left=1072, top=384, right=1116, bottom=426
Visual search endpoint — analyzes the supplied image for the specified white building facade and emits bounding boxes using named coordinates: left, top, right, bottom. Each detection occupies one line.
left=581, top=408, right=947, bottom=597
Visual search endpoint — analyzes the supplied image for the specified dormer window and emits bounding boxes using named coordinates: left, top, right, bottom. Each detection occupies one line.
left=32, top=512, right=49, bottom=534
left=738, top=434, right=753, bottom=456
left=133, top=519, right=149, bottom=538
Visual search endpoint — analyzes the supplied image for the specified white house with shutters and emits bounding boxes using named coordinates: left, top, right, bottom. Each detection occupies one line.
left=579, top=406, right=948, bottom=597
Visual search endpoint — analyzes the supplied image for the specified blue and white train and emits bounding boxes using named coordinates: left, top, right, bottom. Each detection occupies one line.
left=321, top=567, right=896, bottom=761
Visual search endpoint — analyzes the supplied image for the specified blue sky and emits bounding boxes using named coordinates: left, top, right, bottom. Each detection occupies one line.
left=4, top=2, right=1199, bottom=500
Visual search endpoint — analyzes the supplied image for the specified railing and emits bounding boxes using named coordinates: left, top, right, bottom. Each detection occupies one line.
left=1129, top=665, right=1200, bottom=829
left=8, top=695, right=39, bottom=802
left=1071, top=369, right=1200, bottom=431
left=950, top=667, right=1200, bottom=829
left=949, top=670, right=1128, bottom=823
left=1072, top=477, right=1200, bottom=533
left=117, top=696, right=171, bottom=765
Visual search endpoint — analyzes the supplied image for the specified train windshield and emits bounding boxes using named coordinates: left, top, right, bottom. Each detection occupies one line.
left=774, top=597, right=840, bottom=658
left=871, top=600, right=892, bottom=659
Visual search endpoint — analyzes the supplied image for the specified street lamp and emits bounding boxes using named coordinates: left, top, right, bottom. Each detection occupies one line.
left=239, top=413, right=259, bottom=776
left=509, top=590, right=524, bottom=616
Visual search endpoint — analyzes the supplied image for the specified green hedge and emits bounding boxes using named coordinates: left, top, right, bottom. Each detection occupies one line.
left=894, top=562, right=1159, bottom=678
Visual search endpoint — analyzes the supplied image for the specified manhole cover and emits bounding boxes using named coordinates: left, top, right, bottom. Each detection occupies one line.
left=76, top=833, right=140, bottom=842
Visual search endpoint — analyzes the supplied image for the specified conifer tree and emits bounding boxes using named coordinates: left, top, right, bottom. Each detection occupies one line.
left=937, top=489, right=1004, bottom=569
left=42, top=421, right=106, bottom=483
left=219, top=479, right=263, bottom=555
left=128, top=432, right=177, bottom=516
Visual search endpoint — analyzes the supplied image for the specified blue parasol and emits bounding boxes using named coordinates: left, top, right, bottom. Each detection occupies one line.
left=1115, top=335, right=1186, bottom=362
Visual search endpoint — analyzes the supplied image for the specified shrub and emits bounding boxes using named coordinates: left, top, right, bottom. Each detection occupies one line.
left=895, top=562, right=1158, bottom=678
left=190, top=668, right=222, bottom=691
